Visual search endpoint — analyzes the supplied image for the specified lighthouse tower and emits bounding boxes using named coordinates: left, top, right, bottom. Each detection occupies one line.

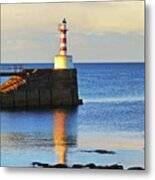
left=54, top=19, right=73, bottom=69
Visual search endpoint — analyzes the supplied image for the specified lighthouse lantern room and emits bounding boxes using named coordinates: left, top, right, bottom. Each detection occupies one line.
left=54, top=19, right=73, bottom=69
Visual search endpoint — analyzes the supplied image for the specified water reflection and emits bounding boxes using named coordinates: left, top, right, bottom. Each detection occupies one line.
left=52, top=108, right=77, bottom=165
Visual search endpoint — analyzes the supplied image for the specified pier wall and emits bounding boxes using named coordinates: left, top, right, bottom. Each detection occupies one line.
left=0, top=69, right=82, bottom=109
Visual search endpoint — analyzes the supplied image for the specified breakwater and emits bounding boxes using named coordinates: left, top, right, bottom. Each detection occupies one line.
left=0, top=68, right=82, bottom=109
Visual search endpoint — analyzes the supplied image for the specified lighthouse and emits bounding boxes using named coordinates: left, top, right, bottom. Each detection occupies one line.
left=54, top=18, right=73, bottom=69
left=0, top=19, right=82, bottom=109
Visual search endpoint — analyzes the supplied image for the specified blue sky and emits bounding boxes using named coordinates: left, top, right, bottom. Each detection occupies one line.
left=1, top=1, right=144, bottom=63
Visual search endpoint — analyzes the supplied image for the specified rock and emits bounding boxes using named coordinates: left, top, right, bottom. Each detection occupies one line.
left=107, top=164, right=123, bottom=169
left=81, top=149, right=115, bottom=154
left=32, top=162, right=50, bottom=168
left=85, top=163, right=96, bottom=169
left=72, top=164, right=84, bottom=168
left=32, top=162, right=68, bottom=168
left=95, top=164, right=123, bottom=170
left=32, top=162, right=124, bottom=170
left=128, top=167, right=144, bottom=170
left=94, top=149, right=115, bottom=154
left=51, top=164, right=68, bottom=168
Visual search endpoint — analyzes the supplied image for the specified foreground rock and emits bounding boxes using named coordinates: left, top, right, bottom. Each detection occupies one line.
left=32, top=162, right=123, bottom=169
left=32, top=162, right=144, bottom=170
left=81, top=149, right=115, bottom=154
left=128, top=167, right=145, bottom=170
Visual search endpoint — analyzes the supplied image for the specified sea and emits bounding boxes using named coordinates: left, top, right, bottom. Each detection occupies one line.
left=0, top=63, right=145, bottom=169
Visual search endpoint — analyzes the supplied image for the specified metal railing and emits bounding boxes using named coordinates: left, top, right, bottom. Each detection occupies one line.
left=0, top=64, right=26, bottom=76
left=0, top=64, right=25, bottom=72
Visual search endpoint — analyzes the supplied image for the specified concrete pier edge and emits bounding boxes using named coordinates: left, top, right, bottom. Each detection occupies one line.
left=0, top=68, right=83, bottom=110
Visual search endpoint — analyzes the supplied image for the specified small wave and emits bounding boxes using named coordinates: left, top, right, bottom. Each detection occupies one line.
left=84, top=97, right=144, bottom=103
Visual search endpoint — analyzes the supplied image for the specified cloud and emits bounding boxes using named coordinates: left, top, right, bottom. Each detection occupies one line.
left=1, top=1, right=144, bottom=33
left=1, top=30, right=56, bottom=62
left=3, top=40, right=30, bottom=51
left=1, top=30, right=144, bottom=63
left=69, top=32, right=144, bottom=62
left=1, top=1, right=144, bottom=63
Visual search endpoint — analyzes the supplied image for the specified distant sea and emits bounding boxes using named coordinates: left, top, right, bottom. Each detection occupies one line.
left=0, top=63, right=145, bottom=169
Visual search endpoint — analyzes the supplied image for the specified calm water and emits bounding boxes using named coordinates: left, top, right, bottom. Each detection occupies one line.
left=0, top=63, right=145, bottom=168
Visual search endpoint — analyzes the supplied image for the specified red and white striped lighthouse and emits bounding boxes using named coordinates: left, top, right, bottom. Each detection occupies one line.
left=59, top=18, right=67, bottom=55
left=54, top=18, right=73, bottom=69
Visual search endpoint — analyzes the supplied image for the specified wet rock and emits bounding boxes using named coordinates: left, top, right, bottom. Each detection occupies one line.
left=81, top=149, right=115, bottom=154
left=32, top=162, right=50, bottom=168
left=32, top=162, right=124, bottom=170
left=94, top=150, right=115, bottom=154
left=32, top=162, right=68, bottom=168
left=128, top=167, right=144, bottom=170
left=72, top=164, right=84, bottom=168
left=106, top=164, right=123, bottom=169
left=89, top=164, right=123, bottom=170
left=85, top=163, right=96, bottom=169
left=52, top=164, right=68, bottom=168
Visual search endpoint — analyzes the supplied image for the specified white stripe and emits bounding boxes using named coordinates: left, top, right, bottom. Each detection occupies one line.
left=60, top=51, right=67, bottom=55
left=60, top=43, right=67, bottom=47
left=60, top=24, right=67, bottom=30
left=60, top=34, right=66, bottom=38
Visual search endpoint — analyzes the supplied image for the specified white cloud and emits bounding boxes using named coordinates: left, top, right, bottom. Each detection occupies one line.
left=1, top=1, right=144, bottom=33
left=1, top=1, right=144, bottom=63
left=1, top=30, right=144, bottom=63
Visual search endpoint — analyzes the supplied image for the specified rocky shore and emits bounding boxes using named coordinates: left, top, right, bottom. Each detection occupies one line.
left=32, top=162, right=144, bottom=170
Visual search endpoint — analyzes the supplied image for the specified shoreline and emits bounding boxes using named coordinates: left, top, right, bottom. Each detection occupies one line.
left=32, top=162, right=144, bottom=170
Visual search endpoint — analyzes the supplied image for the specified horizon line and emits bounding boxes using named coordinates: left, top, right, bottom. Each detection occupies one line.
left=1, top=61, right=145, bottom=64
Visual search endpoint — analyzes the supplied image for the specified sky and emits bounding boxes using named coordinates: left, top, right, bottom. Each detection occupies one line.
left=1, top=0, right=144, bottom=63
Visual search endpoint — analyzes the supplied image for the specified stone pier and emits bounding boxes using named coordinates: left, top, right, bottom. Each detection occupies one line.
left=0, top=69, right=82, bottom=109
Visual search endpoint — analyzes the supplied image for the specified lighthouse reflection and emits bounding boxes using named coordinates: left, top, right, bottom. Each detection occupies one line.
left=52, top=108, right=77, bottom=165
left=53, top=109, right=67, bottom=164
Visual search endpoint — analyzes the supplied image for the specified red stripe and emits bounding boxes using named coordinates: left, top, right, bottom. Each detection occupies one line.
left=60, top=38, right=67, bottom=43
left=60, top=47, right=67, bottom=51
left=59, top=29, right=67, bottom=34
